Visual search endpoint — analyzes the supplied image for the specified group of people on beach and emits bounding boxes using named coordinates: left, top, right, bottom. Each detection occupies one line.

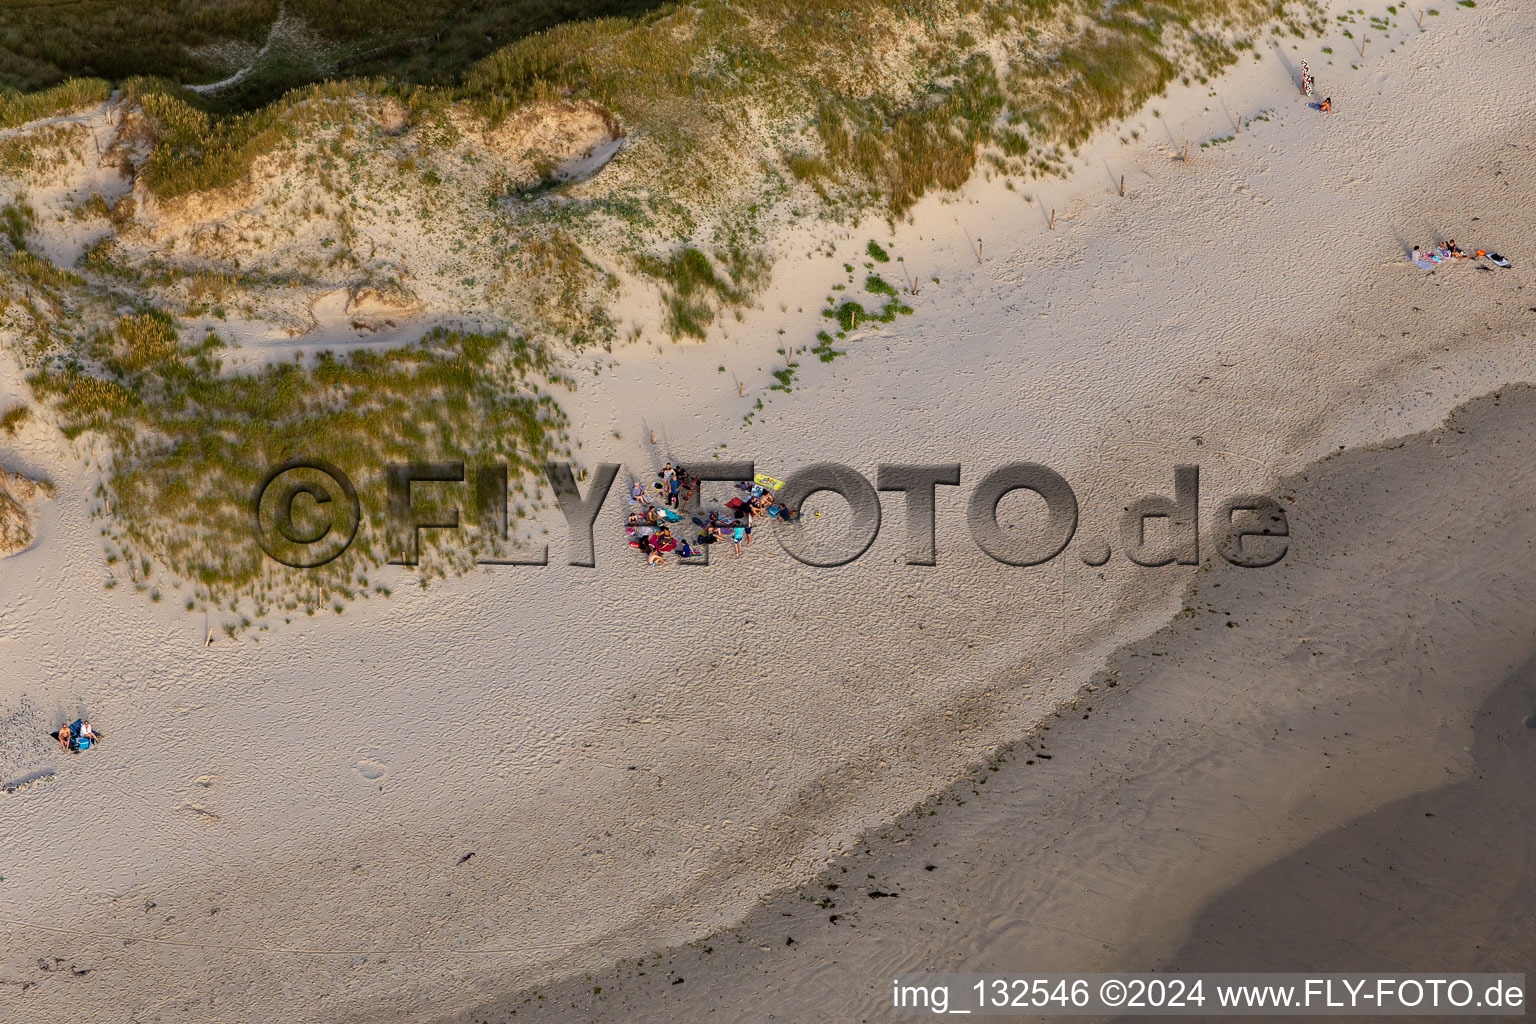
left=625, top=463, right=800, bottom=565
left=54, top=718, right=100, bottom=753
left=1410, top=239, right=1510, bottom=269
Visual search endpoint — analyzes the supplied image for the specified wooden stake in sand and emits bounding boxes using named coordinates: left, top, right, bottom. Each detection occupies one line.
left=1118, top=175, right=1125, bottom=197
left=1183, top=140, right=1190, bottom=163
left=649, top=429, right=655, bottom=445
left=977, top=240, right=983, bottom=263
left=738, top=382, right=744, bottom=397
left=1360, top=36, right=1367, bottom=57
left=1418, top=9, right=1424, bottom=27
left=1049, top=209, right=1056, bottom=230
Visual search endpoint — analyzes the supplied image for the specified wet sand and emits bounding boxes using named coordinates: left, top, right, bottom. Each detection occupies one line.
left=451, top=384, right=1536, bottom=1022
left=1165, top=664, right=1536, bottom=977
left=6, top=6, right=1536, bottom=1019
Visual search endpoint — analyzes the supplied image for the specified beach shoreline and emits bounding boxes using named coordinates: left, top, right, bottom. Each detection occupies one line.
left=4, top=1, right=1536, bottom=1020
left=459, top=380, right=1536, bottom=1022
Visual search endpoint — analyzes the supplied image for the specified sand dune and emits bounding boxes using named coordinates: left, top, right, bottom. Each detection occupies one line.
left=2, top=0, right=1534, bottom=1020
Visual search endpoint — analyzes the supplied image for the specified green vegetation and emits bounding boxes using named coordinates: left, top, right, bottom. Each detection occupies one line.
left=0, top=0, right=1368, bottom=620
left=825, top=300, right=867, bottom=332
left=1, top=199, right=35, bottom=249
left=636, top=245, right=762, bottom=339
left=0, top=0, right=665, bottom=110
left=810, top=330, right=844, bottom=363
left=822, top=271, right=913, bottom=330
left=29, top=325, right=570, bottom=610
left=769, top=363, right=797, bottom=392
left=0, top=78, right=112, bottom=129
left=0, top=404, right=29, bottom=435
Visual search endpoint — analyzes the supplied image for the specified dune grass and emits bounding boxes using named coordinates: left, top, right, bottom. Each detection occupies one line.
left=461, top=0, right=1291, bottom=213
left=637, top=245, right=770, bottom=339
left=28, top=324, right=571, bottom=611
left=0, top=403, right=28, bottom=435
left=0, top=77, right=112, bottom=129
left=96, top=0, right=1301, bottom=213
left=0, top=0, right=667, bottom=108
left=0, top=0, right=1334, bottom=620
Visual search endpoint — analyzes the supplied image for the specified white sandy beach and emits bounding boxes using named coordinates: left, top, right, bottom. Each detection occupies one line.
left=3, top=1, right=1535, bottom=1020
left=466, top=379, right=1536, bottom=1022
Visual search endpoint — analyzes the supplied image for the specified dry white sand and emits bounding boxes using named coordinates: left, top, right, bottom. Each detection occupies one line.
left=460, top=381, right=1536, bottom=1022
left=3, top=1, right=1535, bottom=1020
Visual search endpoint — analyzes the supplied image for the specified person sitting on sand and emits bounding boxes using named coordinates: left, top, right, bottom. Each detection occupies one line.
left=57, top=719, right=99, bottom=753
left=1319, top=97, right=1332, bottom=113
left=1443, top=239, right=1466, bottom=259
left=630, top=481, right=650, bottom=505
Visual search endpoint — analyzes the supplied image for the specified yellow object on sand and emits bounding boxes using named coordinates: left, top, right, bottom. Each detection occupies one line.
left=753, top=473, right=785, bottom=490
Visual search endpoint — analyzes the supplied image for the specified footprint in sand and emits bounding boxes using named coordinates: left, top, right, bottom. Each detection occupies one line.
left=1234, top=183, right=1271, bottom=205
left=355, top=757, right=388, bottom=781
left=181, top=802, right=222, bottom=823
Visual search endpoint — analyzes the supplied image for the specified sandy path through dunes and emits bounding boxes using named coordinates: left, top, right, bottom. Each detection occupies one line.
left=3, top=2, right=1535, bottom=1021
